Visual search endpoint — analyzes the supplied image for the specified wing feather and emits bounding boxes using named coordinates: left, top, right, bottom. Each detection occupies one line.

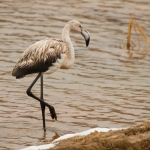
left=12, top=38, right=68, bottom=79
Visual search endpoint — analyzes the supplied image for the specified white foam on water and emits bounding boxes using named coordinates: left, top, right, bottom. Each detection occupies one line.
left=53, top=127, right=121, bottom=142
left=21, top=127, right=123, bottom=150
left=21, top=143, right=55, bottom=150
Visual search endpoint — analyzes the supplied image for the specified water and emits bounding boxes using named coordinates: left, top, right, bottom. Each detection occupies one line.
left=0, top=0, right=150, bottom=149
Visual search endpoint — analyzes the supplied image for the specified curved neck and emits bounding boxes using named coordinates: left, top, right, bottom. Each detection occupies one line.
left=62, top=23, right=74, bottom=61
left=62, top=23, right=71, bottom=42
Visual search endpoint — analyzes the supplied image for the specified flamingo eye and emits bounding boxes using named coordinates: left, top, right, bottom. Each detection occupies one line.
left=79, top=25, right=81, bottom=28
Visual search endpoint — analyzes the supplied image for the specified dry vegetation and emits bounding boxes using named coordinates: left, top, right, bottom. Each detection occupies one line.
left=121, top=16, right=150, bottom=59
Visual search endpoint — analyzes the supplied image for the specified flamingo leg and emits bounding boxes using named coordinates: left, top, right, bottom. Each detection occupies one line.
left=26, top=73, right=57, bottom=131
left=40, top=73, right=46, bottom=132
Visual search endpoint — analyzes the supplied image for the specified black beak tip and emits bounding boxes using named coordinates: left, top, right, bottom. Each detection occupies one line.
left=86, top=38, right=90, bottom=47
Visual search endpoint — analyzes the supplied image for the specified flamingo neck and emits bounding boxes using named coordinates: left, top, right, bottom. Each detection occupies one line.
left=62, top=23, right=75, bottom=62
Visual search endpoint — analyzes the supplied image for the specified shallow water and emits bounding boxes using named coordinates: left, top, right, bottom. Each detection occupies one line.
left=0, top=0, right=150, bottom=149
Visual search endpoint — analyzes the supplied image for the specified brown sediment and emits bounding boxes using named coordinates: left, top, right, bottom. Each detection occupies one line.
left=50, top=122, right=150, bottom=150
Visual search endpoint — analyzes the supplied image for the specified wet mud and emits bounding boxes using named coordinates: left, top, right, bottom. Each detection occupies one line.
left=51, top=122, right=150, bottom=150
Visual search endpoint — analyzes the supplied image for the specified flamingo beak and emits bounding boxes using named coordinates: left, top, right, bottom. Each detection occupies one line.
left=81, top=28, right=90, bottom=47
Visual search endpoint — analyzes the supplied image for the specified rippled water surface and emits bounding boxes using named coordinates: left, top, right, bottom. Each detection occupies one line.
left=0, top=0, right=150, bottom=149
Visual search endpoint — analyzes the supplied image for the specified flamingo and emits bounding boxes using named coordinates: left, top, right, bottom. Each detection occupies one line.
left=12, top=20, right=90, bottom=132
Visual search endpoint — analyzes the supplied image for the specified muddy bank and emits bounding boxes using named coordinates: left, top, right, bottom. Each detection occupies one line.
left=50, top=122, right=150, bottom=150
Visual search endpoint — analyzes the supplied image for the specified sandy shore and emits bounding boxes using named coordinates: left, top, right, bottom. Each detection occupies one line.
left=50, top=122, right=150, bottom=150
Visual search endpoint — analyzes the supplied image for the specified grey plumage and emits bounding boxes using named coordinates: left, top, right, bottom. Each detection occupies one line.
left=12, top=38, right=68, bottom=79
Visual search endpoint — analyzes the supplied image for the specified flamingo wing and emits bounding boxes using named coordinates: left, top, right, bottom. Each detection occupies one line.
left=12, top=38, right=67, bottom=79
